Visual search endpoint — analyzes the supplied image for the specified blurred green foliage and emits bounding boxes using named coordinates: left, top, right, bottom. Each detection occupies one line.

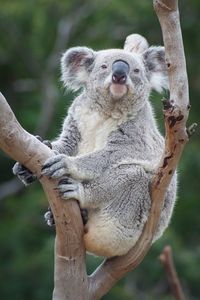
left=0, top=0, right=199, bottom=299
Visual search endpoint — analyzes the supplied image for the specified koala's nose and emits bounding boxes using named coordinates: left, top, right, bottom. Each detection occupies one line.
left=112, top=60, right=130, bottom=84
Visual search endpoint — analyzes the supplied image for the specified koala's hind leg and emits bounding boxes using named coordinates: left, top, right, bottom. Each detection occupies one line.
left=44, top=207, right=55, bottom=227
left=83, top=165, right=154, bottom=256
left=44, top=205, right=88, bottom=226
left=58, top=177, right=83, bottom=201
left=44, top=176, right=87, bottom=225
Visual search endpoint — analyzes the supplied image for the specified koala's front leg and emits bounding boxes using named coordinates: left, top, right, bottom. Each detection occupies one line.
left=41, top=150, right=109, bottom=180
left=13, top=136, right=52, bottom=185
left=51, top=115, right=81, bottom=156
left=13, top=162, right=37, bottom=185
left=41, top=150, right=110, bottom=205
left=41, top=154, right=85, bottom=179
left=41, top=154, right=91, bottom=205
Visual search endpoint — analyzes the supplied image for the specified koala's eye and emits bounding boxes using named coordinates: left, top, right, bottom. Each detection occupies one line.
left=134, top=68, right=140, bottom=74
left=101, top=64, right=108, bottom=69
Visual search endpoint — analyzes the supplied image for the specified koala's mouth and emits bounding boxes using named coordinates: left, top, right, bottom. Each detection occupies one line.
left=109, top=83, right=128, bottom=99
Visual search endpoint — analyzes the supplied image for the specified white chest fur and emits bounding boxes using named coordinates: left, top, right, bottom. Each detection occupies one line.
left=74, top=105, right=127, bottom=156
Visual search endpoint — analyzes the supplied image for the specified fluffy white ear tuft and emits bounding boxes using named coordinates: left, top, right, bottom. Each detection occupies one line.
left=149, top=72, right=169, bottom=93
left=124, top=34, right=149, bottom=54
left=143, top=46, right=169, bottom=93
left=61, top=47, right=96, bottom=91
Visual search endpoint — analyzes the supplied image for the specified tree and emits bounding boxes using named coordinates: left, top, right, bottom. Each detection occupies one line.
left=0, top=1, right=191, bottom=299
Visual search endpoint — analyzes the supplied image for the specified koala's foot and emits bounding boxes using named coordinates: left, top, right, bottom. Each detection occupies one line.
left=13, top=162, right=37, bottom=185
left=58, top=177, right=82, bottom=201
left=44, top=207, right=55, bottom=227
left=41, top=154, right=69, bottom=178
left=44, top=206, right=88, bottom=226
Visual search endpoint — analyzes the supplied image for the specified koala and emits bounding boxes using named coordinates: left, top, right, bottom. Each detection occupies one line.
left=14, top=34, right=177, bottom=257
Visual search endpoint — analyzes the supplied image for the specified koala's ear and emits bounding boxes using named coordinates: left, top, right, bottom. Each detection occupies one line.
left=61, top=47, right=96, bottom=91
left=142, top=46, right=169, bottom=93
left=124, top=34, right=149, bottom=54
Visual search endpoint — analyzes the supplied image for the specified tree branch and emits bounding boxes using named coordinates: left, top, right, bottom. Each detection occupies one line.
left=0, top=92, right=89, bottom=300
left=88, top=1, right=190, bottom=299
left=159, top=246, right=186, bottom=300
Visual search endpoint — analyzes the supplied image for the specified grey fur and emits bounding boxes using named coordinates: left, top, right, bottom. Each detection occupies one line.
left=21, top=35, right=178, bottom=257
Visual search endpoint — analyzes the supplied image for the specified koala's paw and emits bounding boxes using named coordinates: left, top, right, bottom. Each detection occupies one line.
left=44, top=207, right=55, bottom=227
left=13, top=162, right=37, bottom=186
left=12, top=135, right=53, bottom=186
left=34, top=135, right=53, bottom=150
left=44, top=206, right=88, bottom=227
left=58, top=177, right=81, bottom=201
left=41, top=154, right=69, bottom=178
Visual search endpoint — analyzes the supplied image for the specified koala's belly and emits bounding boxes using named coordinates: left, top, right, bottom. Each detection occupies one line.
left=74, top=105, right=126, bottom=155
left=83, top=213, right=139, bottom=257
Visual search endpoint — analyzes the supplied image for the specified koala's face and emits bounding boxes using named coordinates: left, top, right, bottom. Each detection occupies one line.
left=61, top=35, right=168, bottom=114
left=86, top=49, right=148, bottom=100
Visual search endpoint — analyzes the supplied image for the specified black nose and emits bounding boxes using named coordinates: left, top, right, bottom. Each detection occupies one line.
left=112, top=60, right=129, bottom=84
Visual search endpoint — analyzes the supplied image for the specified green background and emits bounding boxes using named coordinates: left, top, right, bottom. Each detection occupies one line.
left=0, top=0, right=199, bottom=299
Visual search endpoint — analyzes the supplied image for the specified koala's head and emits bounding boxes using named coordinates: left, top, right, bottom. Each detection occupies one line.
left=61, top=34, right=168, bottom=115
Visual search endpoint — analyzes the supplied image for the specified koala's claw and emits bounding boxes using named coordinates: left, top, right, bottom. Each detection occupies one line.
left=44, top=206, right=88, bottom=227
left=13, top=135, right=53, bottom=185
left=44, top=208, right=55, bottom=227
left=41, top=154, right=68, bottom=178
left=58, top=177, right=73, bottom=185
left=58, top=177, right=81, bottom=200
left=13, top=162, right=37, bottom=185
left=43, top=140, right=53, bottom=149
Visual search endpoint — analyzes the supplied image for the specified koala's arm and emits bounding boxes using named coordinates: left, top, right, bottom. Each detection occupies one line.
left=41, top=149, right=112, bottom=208
left=13, top=109, right=80, bottom=185
left=41, top=149, right=111, bottom=181
left=41, top=150, right=153, bottom=213
left=51, top=112, right=81, bottom=156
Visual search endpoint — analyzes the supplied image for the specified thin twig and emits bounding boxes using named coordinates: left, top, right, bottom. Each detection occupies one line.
left=159, top=245, right=186, bottom=300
